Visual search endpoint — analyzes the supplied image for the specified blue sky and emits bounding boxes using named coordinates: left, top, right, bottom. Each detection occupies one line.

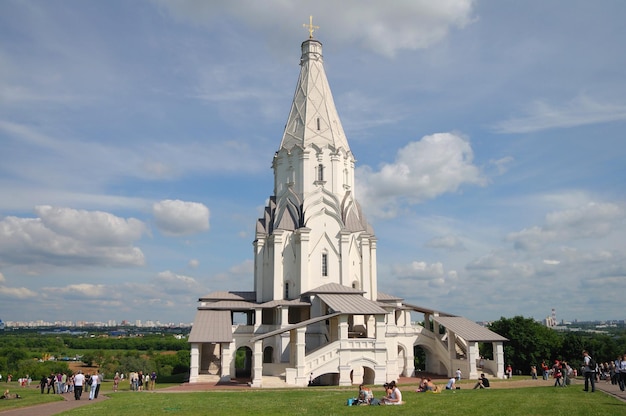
left=1, top=0, right=624, bottom=324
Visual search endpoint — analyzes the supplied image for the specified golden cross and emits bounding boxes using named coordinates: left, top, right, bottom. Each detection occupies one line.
left=303, top=15, right=319, bottom=39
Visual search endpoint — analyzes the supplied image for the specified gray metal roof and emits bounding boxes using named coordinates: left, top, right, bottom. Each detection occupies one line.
left=261, top=299, right=310, bottom=308
left=198, top=300, right=258, bottom=310
left=377, top=292, right=404, bottom=302
left=303, top=283, right=364, bottom=295
left=402, top=302, right=456, bottom=317
left=433, top=316, right=508, bottom=342
left=250, top=313, right=341, bottom=342
left=199, top=291, right=256, bottom=301
left=317, top=293, right=388, bottom=315
left=188, top=310, right=233, bottom=343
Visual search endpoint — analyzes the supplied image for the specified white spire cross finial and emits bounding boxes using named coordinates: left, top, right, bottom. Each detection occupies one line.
left=303, top=15, right=319, bottom=39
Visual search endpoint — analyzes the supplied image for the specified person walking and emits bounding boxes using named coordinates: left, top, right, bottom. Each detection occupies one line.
left=88, top=372, right=98, bottom=400
left=73, top=371, right=85, bottom=400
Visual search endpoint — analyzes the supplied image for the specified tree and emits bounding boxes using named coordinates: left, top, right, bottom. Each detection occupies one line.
left=488, top=316, right=562, bottom=374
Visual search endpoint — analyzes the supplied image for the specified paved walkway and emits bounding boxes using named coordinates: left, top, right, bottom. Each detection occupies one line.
left=0, top=393, right=106, bottom=416
left=1, top=378, right=624, bottom=416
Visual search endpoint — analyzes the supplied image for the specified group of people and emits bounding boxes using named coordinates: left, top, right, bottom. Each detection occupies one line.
left=126, top=370, right=157, bottom=391
left=610, top=354, right=626, bottom=391
left=38, top=371, right=102, bottom=400
left=415, top=377, right=442, bottom=393
left=354, top=380, right=403, bottom=405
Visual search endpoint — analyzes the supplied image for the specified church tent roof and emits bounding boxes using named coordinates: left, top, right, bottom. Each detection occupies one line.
left=189, top=310, right=233, bottom=343
left=433, top=316, right=508, bottom=342
left=317, top=293, right=387, bottom=315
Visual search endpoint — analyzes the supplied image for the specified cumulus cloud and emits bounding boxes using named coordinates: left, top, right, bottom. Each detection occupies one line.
left=155, top=0, right=475, bottom=57
left=44, top=284, right=109, bottom=299
left=0, top=285, right=38, bottom=299
left=357, top=132, right=485, bottom=218
left=153, top=199, right=210, bottom=236
left=0, top=207, right=146, bottom=268
left=153, top=270, right=205, bottom=295
left=0, top=271, right=38, bottom=299
left=507, top=202, right=624, bottom=251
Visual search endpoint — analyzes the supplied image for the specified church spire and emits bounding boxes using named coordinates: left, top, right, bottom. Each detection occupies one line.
left=279, top=26, right=350, bottom=152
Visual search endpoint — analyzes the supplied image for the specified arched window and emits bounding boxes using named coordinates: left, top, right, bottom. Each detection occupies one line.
left=263, top=346, right=274, bottom=363
left=322, top=253, right=328, bottom=277
left=317, top=164, right=324, bottom=181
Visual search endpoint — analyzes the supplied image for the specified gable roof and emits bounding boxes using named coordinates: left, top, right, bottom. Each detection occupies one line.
left=189, top=310, right=232, bottom=343
left=433, top=316, right=508, bottom=342
left=303, top=282, right=364, bottom=295
left=377, top=292, right=404, bottom=302
left=199, top=291, right=256, bottom=302
left=317, top=293, right=387, bottom=315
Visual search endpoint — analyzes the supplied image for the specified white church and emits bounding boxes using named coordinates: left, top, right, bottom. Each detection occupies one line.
left=188, top=27, right=507, bottom=388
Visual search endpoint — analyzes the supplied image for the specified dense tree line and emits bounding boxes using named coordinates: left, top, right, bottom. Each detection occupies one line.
left=0, top=333, right=190, bottom=381
left=486, top=316, right=626, bottom=375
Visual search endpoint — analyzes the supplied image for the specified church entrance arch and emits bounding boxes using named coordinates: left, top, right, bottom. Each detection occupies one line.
left=235, top=346, right=252, bottom=379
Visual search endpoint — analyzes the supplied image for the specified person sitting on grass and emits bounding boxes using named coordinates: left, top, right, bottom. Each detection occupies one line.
left=473, top=373, right=490, bottom=389
left=415, top=377, right=428, bottom=392
left=381, top=380, right=403, bottom=405
left=357, top=384, right=374, bottom=405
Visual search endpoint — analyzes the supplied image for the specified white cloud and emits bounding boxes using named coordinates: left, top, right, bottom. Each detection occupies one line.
left=35, top=205, right=146, bottom=245
left=507, top=202, right=625, bottom=251
left=492, top=95, right=626, bottom=134
left=153, top=270, right=205, bottom=295
left=0, top=207, right=146, bottom=268
left=155, top=0, right=475, bottom=57
left=0, top=285, right=38, bottom=299
left=188, top=259, right=199, bottom=268
left=153, top=199, right=210, bottom=236
left=425, top=235, right=466, bottom=251
left=357, top=132, right=485, bottom=218
left=44, top=284, right=109, bottom=298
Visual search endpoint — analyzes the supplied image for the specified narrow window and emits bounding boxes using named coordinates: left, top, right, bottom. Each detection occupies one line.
left=318, top=164, right=324, bottom=181
left=317, top=117, right=321, bottom=130
left=284, top=282, right=289, bottom=299
left=322, top=253, right=328, bottom=277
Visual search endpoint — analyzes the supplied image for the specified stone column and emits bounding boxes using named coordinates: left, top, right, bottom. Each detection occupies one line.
left=189, top=343, right=200, bottom=383
left=295, top=327, right=308, bottom=386
left=221, top=342, right=234, bottom=383
left=494, top=342, right=505, bottom=379
left=251, top=341, right=263, bottom=388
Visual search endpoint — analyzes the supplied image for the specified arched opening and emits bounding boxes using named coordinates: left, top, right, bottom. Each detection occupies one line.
left=235, top=346, right=252, bottom=379
left=263, top=346, right=274, bottom=364
left=414, top=345, right=426, bottom=373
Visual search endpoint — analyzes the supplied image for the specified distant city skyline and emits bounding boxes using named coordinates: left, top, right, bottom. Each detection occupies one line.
left=1, top=2, right=625, bottom=323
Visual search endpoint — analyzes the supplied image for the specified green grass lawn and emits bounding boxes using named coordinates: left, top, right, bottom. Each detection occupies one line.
left=60, top=385, right=626, bottom=416
left=0, top=382, right=64, bottom=411
left=3, top=380, right=625, bottom=416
